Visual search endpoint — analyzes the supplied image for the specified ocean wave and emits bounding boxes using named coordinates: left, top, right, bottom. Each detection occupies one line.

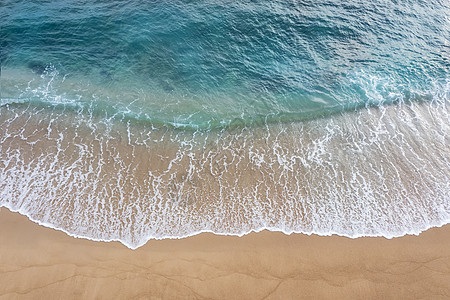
left=1, top=65, right=448, bottom=131
left=0, top=94, right=448, bottom=248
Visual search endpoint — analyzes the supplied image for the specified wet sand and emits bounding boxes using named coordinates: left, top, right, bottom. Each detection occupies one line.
left=0, top=207, right=449, bottom=299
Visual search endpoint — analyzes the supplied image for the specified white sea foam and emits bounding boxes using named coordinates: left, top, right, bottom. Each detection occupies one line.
left=0, top=70, right=449, bottom=249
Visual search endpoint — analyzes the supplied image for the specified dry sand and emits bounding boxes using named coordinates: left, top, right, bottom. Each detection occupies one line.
left=0, top=207, right=449, bottom=299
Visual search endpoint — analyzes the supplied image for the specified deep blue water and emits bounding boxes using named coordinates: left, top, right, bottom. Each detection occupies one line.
left=1, top=0, right=448, bottom=128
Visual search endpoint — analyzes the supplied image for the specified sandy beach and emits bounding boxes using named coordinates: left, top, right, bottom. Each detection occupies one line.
left=0, top=208, right=449, bottom=299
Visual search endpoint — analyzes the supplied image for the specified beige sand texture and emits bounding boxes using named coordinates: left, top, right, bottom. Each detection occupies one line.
left=0, top=207, right=449, bottom=299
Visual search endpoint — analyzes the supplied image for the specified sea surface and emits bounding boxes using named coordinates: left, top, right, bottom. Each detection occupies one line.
left=0, top=0, right=449, bottom=248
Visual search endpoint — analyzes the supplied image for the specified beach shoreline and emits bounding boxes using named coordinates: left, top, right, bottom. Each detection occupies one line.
left=2, top=99, right=448, bottom=248
left=1, top=1, right=449, bottom=298
left=1, top=207, right=449, bottom=299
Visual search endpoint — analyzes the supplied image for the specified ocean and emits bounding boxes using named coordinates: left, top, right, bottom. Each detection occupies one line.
left=0, top=0, right=449, bottom=249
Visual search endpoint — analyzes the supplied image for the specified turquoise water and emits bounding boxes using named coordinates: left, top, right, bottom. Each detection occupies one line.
left=1, top=0, right=449, bottom=248
left=2, top=0, right=448, bottom=127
